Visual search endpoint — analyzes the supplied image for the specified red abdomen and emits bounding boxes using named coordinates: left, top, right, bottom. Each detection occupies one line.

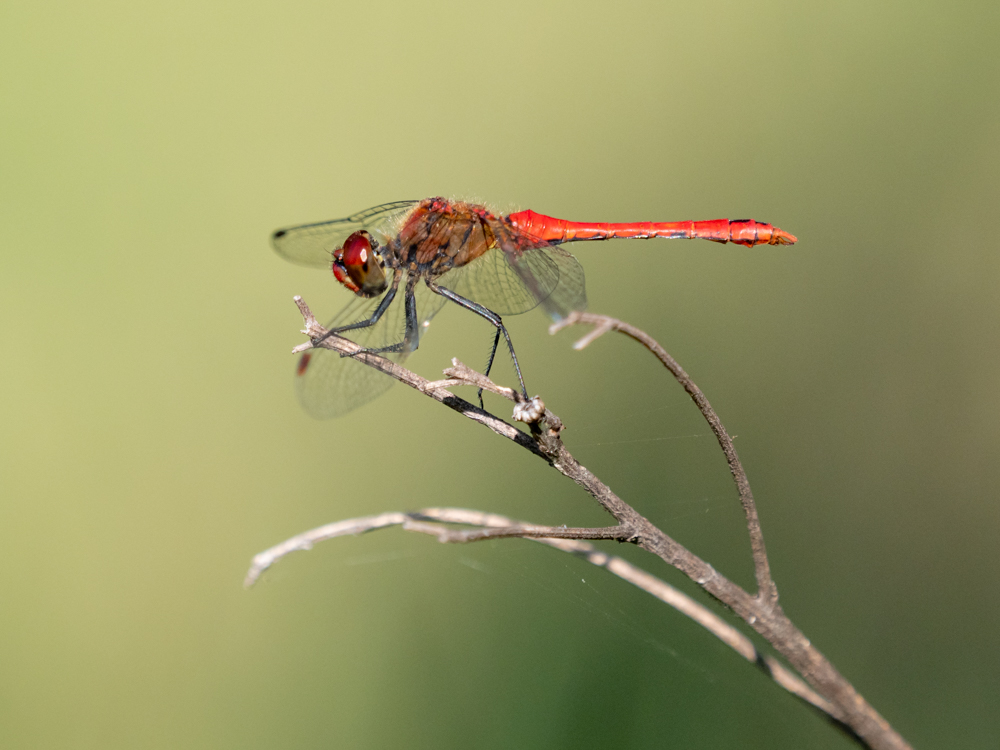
left=506, top=210, right=797, bottom=247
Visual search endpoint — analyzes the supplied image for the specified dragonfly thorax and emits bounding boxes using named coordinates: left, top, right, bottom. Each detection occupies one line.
left=332, top=230, right=388, bottom=298
left=394, top=199, right=502, bottom=274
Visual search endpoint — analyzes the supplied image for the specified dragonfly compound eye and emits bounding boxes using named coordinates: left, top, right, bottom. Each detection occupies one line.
left=333, top=230, right=388, bottom=297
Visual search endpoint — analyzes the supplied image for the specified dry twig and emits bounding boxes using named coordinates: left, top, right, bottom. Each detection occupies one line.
left=248, top=296, right=912, bottom=750
left=245, top=507, right=832, bottom=716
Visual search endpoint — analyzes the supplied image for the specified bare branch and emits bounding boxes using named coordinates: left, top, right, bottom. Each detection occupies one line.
left=245, top=511, right=410, bottom=587
left=402, top=519, right=628, bottom=543
left=441, top=360, right=520, bottom=401
left=245, top=507, right=839, bottom=722
left=551, top=311, right=777, bottom=607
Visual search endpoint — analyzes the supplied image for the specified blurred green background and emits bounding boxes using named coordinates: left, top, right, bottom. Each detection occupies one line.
left=2, top=0, right=997, bottom=747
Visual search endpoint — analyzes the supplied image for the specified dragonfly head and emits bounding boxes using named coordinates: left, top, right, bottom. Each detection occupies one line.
left=332, top=230, right=388, bottom=298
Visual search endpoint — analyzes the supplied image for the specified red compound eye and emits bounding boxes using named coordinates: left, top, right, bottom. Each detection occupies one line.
left=341, top=231, right=372, bottom=268
left=334, top=230, right=387, bottom=298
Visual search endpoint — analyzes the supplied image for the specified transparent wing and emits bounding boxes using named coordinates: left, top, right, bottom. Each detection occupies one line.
left=442, top=245, right=542, bottom=315
left=271, top=200, right=419, bottom=268
left=443, top=236, right=587, bottom=320
left=506, top=243, right=587, bottom=321
left=294, top=274, right=447, bottom=419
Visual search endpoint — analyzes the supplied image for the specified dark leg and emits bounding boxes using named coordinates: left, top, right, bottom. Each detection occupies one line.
left=314, top=274, right=400, bottom=347
left=344, top=273, right=422, bottom=358
left=312, top=270, right=416, bottom=358
left=479, top=329, right=502, bottom=408
left=427, top=281, right=528, bottom=403
left=401, top=277, right=420, bottom=353
left=482, top=328, right=502, bottom=379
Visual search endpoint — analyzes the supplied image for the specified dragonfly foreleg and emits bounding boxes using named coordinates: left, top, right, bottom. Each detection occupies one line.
left=312, top=275, right=401, bottom=353
left=343, top=273, right=421, bottom=360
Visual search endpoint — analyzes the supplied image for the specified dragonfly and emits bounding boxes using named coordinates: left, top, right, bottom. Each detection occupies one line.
left=272, top=197, right=797, bottom=418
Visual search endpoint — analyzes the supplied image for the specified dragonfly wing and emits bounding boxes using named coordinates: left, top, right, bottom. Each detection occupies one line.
left=441, top=246, right=542, bottom=315
left=508, top=243, right=587, bottom=321
left=272, top=200, right=419, bottom=268
left=294, top=273, right=448, bottom=418
left=442, top=241, right=587, bottom=320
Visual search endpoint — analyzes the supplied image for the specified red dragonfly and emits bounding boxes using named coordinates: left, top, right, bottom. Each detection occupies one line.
left=272, top=197, right=796, bottom=418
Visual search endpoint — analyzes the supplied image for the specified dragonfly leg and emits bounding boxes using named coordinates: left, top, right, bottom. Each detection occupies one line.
left=346, top=341, right=405, bottom=356
left=310, top=269, right=413, bottom=360
left=341, top=274, right=421, bottom=359
left=478, top=329, right=502, bottom=409
left=313, top=276, right=400, bottom=351
left=427, top=281, right=529, bottom=402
